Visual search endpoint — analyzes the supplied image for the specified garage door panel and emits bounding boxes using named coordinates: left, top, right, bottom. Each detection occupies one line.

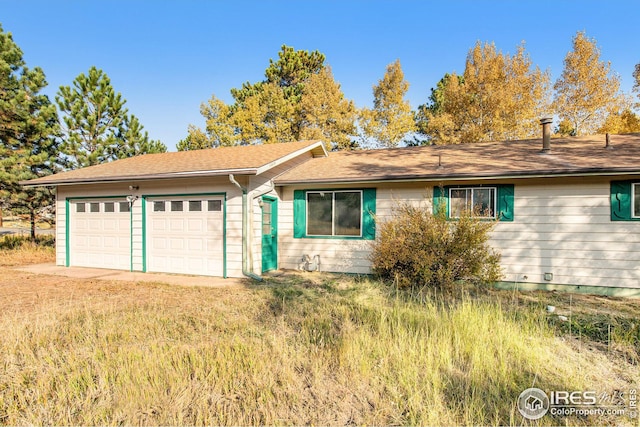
left=103, top=219, right=117, bottom=230
left=207, top=220, right=223, bottom=233
left=152, top=220, right=166, bottom=231
left=103, top=236, right=118, bottom=248
left=187, top=219, right=203, bottom=232
left=69, top=199, right=131, bottom=271
left=186, top=238, right=202, bottom=251
left=147, top=196, right=224, bottom=276
left=170, top=238, right=184, bottom=250
left=170, top=219, right=184, bottom=231
left=151, top=237, right=167, bottom=250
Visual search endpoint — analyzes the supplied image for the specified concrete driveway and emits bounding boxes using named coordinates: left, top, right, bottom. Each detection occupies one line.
left=14, top=263, right=248, bottom=288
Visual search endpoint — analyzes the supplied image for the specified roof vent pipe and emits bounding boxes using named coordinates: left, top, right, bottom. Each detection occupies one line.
left=605, top=133, right=613, bottom=149
left=540, top=117, right=553, bottom=153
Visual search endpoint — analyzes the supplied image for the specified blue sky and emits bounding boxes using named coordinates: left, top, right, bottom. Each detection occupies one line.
left=2, top=1, right=639, bottom=150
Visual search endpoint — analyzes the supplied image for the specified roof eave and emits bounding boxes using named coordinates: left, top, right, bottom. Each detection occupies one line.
left=255, top=141, right=328, bottom=175
left=274, top=168, right=640, bottom=186
left=21, top=168, right=259, bottom=187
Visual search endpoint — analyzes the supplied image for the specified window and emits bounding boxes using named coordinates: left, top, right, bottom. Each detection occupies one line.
left=293, top=189, right=376, bottom=239
left=434, top=185, right=514, bottom=222
left=104, top=202, right=115, bottom=213
left=610, top=180, right=640, bottom=221
left=76, top=203, right=85, bottom=213
left=307, top=191, right=362, bottom=236
left=171, top=201, right=183, bottom=212
left=449, top=187, right=496, bottom=218
left=153, top=201, right=165, bottom=212
left=189, top=200, right=202, bottom=212
left=208, top=200, right=222, bottom=212
left=90, top=202, right=100, bottom=213
left=119, top=202, right=131, bottom=213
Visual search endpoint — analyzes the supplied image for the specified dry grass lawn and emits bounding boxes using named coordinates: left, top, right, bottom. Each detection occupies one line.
left=0, top=246, right=639, bottom=425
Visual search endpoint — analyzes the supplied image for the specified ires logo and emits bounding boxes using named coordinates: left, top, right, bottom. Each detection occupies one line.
left=518, top=388, right=635, bottom=420
left=550, top=391, right=597, bottom=406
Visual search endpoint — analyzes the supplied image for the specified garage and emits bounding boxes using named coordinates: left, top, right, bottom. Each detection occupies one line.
left=69, top=199, right=131, bottom=270
left=145, top=195, right=225, bottom=277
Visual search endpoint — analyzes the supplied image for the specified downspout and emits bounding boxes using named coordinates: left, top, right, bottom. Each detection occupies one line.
left=229, top=174, right=263, bottom=282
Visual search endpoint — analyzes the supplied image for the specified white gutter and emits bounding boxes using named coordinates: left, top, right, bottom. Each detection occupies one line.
left=228, top=174, right=263, bottom=282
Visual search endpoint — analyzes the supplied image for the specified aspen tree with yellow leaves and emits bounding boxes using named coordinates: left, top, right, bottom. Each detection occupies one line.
left=417, top=42, right=550, bottom=144
left=361, top=60, right=415, bottom=148
left=553, top=31, right=624, bottom=136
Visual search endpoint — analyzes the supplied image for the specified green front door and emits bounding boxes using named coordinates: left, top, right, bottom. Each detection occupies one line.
left=261, top=196, right=278, bottom=272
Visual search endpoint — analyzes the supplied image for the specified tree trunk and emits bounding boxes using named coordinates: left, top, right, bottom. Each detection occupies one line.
left=30, top=210, right=36, bottom=241
left=0, top=206, right=3, bottom=228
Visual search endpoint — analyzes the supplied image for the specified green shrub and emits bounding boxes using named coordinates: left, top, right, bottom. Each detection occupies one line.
left=370, top=202, right=502, bottom=291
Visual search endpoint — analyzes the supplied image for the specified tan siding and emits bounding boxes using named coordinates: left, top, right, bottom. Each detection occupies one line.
left=55, top=193, right=66, bottom=266
left=278, top=185, right=429, bottom=274
left=280, top=178, right=640, bottom=290
left=131, top=202, right=143, bottom=271
left=493, top=180, right=640, bottom=288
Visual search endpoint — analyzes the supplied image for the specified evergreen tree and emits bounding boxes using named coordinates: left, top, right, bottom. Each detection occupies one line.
left=633, top=62, right=640, bottom=105
left=57, top=66, right=165, bottom=168
left=0, top=25, right=61, bottom=239
left=183, top=45, right=358, bottom=149
left=361, top=59, right=415, bottom=148
left=299, top=67, right=358, bottom=150
left=553, top=31, right=623, bottom=136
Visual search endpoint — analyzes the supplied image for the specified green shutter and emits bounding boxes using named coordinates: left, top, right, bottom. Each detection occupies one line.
left=497, top=184, right=514, bottom=222
left=362, top=188, right=376, bottom=240
left=293, top=190, right=306, bottom=237
left=433, top=186, right=448, bottom=216
left=611, top=181, right=633, bottom=221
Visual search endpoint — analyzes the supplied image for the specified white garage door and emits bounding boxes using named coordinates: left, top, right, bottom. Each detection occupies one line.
left=146, top=196, right=224, bottom=276
left=69, top=199, right=131, bottom=270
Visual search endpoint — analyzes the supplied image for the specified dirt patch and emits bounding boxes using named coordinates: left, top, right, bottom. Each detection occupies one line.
left=0, top=268, right=256, bottom=317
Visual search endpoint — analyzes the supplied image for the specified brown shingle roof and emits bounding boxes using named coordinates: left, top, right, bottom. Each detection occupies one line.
left=274, top=134, right=640, bottom=184
left=24, top=140, right=326, bottom=185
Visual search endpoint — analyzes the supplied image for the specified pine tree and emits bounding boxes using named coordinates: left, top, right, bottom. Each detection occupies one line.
left=633, top=62, right=640, bottom=105
left=57, top=66, right=165, bottom=168
left=553, top=31, right=623, bottom=136
left=185, top=45, right=359, bottom=148
left=298, top=67, right=358, bottom=150
left=0, top=25, right=61, bottom=239
left=361, top=60, right=415, bottom=148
